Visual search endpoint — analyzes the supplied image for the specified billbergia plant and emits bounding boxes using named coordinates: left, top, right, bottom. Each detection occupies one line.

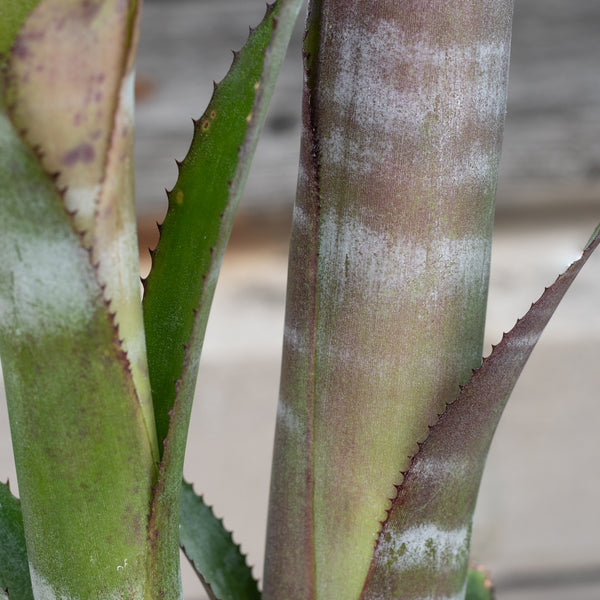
left=0, top=1, right=598, bottom=599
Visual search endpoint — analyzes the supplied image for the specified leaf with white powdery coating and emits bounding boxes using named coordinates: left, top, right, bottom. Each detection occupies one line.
left=179, top=481, right=260, bottom=600
left=0, top=97, right=155, bottom=600
left=3, top=0, right=158, bottom=460
left=0, top=483, right=33, bottom=600
left=142, top=2, right=302, bottom=597
left=359, top=226, right=600, bottom=600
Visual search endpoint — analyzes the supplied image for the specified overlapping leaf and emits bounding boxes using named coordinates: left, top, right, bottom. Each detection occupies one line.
left=0, top=2, right=157, bottom=598
left=3, top=0, right=157, bottom=458
left=0, top=102, right=156, bottom=600
left=0, top=0, right=41, bottom=63
left=359, top=225, right=600, bottom=599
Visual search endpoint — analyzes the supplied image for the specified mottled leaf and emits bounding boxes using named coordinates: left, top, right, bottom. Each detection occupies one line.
left=0, top=93, right=155, bottom=600
left=359, top=226, right=600, bottom=599
left=3, top=0, right=157, bottom=459
left=180, top=481, right=260, bottom=600
left=263, top=2, right=514, bottom=598
left=0, top=483, right=33, bottom=600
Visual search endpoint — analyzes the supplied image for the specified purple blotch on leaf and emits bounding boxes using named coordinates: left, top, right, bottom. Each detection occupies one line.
left=61, top=143, right=96, bottom=166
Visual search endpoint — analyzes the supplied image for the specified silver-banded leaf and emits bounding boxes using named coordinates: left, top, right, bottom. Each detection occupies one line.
left=180, top=481, right=260, bottom=600
left=0, top=101, right=155, bottom=600
left=0, top=483, right=33, bottom=600
left=263, top=2, right=514, bottom=598
left=143, top=2, right=302, bottom=598
left=3, top=0, right=158, bottom=460
left=359, top=226, right=600, bottom=599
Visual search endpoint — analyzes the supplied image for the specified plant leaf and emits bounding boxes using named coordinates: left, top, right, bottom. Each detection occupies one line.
left=179, top=481, right=260, bottom=600
left=263, top=2, right=514, bottom=598
left=359, top=225, right=600, bottom=599
left=466, top=568, right=494, bottom=600
left=3, top=0, right=158, bottom=460
left=0, top=0, right=42, bottom=65
left=143, top=0, right=302, bottom=453
left=0, top=483, right=33, bottom=600
left=143, top=2, right=302, bottom=598
left=0, top=97, right=155, bottom=600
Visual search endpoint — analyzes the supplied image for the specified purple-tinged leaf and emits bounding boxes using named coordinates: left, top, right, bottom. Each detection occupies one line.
left=359, top=225, right=600, bottom=600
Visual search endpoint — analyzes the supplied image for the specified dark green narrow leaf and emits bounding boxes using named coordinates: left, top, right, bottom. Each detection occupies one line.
left=143, top=0, right=301, bottom=452
left=143, top=2, right=302, bottom=598
left=0, top=483, right=33, bottom=600
left=466, top=568, right=494, bottom=600
left=180, top=481, right=260, bottom=600
left=359, top=225, right=600, bottom=600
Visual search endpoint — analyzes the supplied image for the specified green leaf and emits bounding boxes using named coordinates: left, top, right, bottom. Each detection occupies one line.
left=0, top=97, right=155, bottom=600
left=143, top=2, right=302, bottom=598
left=0, top=483, right=33, bottom=600
left=180, top=481, right=260, bottom=600
left=3, top=0, right=158, bottom=461
left=0, top=0, right=41, bottom=65
left=358, top=225, right=600, bottom=600
left=466, top=568, right=494, bottom=600
left=143, top=0, right=302, bottom=453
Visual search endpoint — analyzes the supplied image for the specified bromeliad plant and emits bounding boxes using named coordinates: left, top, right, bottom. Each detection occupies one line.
left=0, top=1, right=598, bottom=599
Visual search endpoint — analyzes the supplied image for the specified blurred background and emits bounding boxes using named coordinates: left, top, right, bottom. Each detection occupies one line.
left=2, top=1, right=600, bottom=598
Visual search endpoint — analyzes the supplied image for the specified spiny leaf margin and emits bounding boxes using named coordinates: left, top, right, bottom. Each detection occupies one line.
left=359, top=225, right=600, bottom=599
left=143, top=2, right=302, bottom=598
left=180, top=481, right=260, bottom=600
left=0, top=92, right=155, bottom=600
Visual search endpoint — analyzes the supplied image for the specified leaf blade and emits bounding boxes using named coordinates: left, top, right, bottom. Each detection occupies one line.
left=466, top=568, right=494, bottom=600
left=180, top=481, right=260, bottom=600
left=142, top=3, right=302, bottom=598
left=0, top=99, right=155, bottom=600
left=359, top=225, right=600, bottom=599
left=0, top=483, right=33, bottom=600
left=3, top=0, right=158, bottom=460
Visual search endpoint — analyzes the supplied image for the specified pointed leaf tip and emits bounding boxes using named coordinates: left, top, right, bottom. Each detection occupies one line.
left=360, top=224, right=600, bottom=600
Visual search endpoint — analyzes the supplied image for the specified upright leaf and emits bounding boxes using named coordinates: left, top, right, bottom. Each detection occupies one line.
left=142, top=2, right=302, bottom=597
left=359, top=227, right=600, bottom=599
left=0, top=1, right=157, bottom=597
left=0, top=104, right=156, bottom=600
left=0, top=483, right=33, bottom=600
left=263, top=2, right=514, bottom=598
left=3, top=0, right=158, bottom=459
